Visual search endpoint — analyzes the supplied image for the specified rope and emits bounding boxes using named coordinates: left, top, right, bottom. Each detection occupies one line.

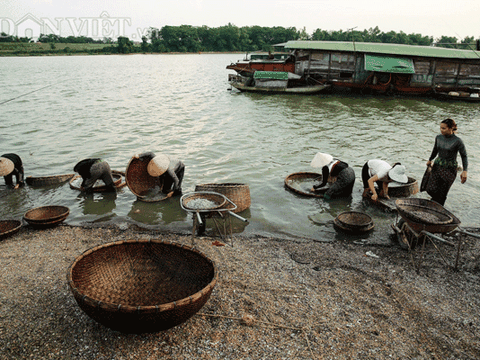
left=0, top=81, right=64, bottom=106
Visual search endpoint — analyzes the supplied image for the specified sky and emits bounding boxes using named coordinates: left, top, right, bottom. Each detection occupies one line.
left=2, top=0, right=480, bottom=41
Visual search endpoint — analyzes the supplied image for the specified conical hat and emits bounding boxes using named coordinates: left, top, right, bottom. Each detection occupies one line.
left=310, top=152, right=333, bottom=168
left=147, top=154, right=170, bottom=177
left=388, top=165, right=408, bottom=184
left=0, top=157, right=14, bottom=176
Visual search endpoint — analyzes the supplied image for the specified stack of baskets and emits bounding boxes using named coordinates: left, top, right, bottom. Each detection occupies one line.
left=23, top=205, right=69, bottom=228
left=334, top=211, right=374, bottom=234
left=194, top=183, right=250, bottom=213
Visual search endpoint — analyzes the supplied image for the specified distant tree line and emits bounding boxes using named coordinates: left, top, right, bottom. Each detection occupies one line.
left=1, top=24, right=478, bottom=54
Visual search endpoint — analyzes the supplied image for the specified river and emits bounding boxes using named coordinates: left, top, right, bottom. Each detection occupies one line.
left=1, top=53, right=478, bottom=244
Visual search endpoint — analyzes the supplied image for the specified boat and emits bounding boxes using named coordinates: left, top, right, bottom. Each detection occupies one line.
left=227, top=41, right=480, bottom=99
left=435, top=90, right=480, bottom=102
left=226, top=51, right=295, bottom=77
left=229, top=71, right=330, bottom=94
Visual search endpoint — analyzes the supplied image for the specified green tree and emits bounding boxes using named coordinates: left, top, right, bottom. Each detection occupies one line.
left=117, top=36, right=134, bottom=53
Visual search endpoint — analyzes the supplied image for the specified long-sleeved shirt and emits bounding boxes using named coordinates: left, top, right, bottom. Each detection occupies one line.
left=429, top=134, right=468, bottom=171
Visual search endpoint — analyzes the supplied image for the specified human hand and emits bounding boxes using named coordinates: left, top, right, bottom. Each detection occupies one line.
left=14, top=184, right=19, bottom=190
left=460, top=171, right=467, bottom=184
left=426, top=160, right=432, bottom=167
left=371, top=193, right=378, bottom=201
left=166, top=191, right=174, bottom=198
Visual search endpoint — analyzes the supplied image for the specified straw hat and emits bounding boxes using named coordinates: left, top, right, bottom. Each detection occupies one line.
left=0, top=157, right=14, bottom=176
left=388, top=165, right=408, bottom=183
left=147, top=154, right=170, bottom=177
left=310, top=152, right=333, bottom=168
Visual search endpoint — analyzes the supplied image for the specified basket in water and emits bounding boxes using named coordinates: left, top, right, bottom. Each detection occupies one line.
left=284, top=172, right=325, bottom=197
left=195, top=183, right=250, bottom=213
left=0, top=220, right=22, bottom=239
left=387, top=176, right=419, bottom=198
left=126, top=157, right=166, bottom=201
left=334, top=211, right=374, bottom=233
left=26, top=173, right=75, bottom=186
left=69, top=171, right=125, bottom=192
left=23, top=205, right=69, bottom=227
left=67, top=239, right=217, bottom=333
left=182, top=192, right=227, bottom=211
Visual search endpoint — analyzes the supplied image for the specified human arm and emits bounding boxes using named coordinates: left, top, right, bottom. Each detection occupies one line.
left=427, top=137, right=439, bottom=166
left=313, top=165, right=329, bottom=191
left=367, top=174, right=380, bottom=201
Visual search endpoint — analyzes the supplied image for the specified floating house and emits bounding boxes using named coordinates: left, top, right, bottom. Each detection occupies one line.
left=228, top=41, right=480, bottom=98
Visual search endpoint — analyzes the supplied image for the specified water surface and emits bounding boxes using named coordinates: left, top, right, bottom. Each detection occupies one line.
left=1, top=54, right=479, bottom=244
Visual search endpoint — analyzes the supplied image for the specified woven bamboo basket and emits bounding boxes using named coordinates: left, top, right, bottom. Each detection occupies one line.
left=182, top=192, right=227, bottom=211
left=26, top=173, right=75, bottom=186
left=334, top=211, right=374, bottom=234
left=194, top=183, right=250, bottom=213
left=24, top=205, right=69, bottom=224
left=125, top=157, right=167, bottom=202
left=67, top=239, right=217, bottom=333
left=0, top=220, right=22, bottom=239
left=69, top=171, right=125, bottom=192
left=386, top=176, right=419, bottom=198
left=284, top=172, right=326, bottom=197
left=395, top=198, right=454, bottom=225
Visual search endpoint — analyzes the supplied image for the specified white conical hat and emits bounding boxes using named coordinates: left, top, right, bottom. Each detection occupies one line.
left=0, top=157, right=14, bottom=176
left=310, top=152, right=333, bottom=168
left=388, top=165, right=408, bottom=184
left=147, top=154, right=170, bottom=177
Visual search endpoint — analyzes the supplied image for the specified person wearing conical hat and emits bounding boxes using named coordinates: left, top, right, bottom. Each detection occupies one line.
left=310, top=152, right=356, bottom=199
left=137, top=152, right=185, bottom=197
left=73, top=158, right=116, bottom=193
left=362, top=159, right=408, bottom=201
left=0, top=153, right=24, bottom=189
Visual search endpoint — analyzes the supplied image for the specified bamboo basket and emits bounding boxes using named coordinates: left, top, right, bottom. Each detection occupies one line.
left=0, top=220, right=22, bottom=239
left=67, top=239, right=217, bottom=333
left=194, top=183, right=250, bottom=213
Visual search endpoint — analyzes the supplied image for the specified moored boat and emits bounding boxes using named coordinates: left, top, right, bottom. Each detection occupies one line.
left=229, top=71, right=330, bottom=94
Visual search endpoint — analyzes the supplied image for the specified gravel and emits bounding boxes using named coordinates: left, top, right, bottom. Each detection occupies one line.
left=1, top=223, right=479, bottom=359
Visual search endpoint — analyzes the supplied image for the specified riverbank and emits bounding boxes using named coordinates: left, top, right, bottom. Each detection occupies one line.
left=1, top=224, right=479, bottom=359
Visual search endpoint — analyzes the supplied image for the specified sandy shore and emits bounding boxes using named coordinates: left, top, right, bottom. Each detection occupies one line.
left=1, top=223, right=479, bottom=359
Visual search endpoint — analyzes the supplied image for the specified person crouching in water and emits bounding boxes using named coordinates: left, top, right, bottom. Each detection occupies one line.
left=311, top=152, right=356, bottom=199
left=137, top=152, right=184, bottom=197
left=362, top=159, right=408, bottom=201
left=74, top=158, right=116, bottom=193
left=0, top=153, right=25, bottom=189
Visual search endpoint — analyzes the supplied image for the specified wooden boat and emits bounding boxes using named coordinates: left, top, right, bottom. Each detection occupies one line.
left=26, top=173, right=75, bottom=186
left=228, top=41, right=480, bottom=100
left=229, top=71, right=330, bottom=95
left=435, top=91, right=480, bottom=102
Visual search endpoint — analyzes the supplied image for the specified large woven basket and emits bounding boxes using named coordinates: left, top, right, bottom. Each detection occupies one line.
left=126, top=157, right=166, bottom=201
left=284, top=172, right=325, bottom=198
left=69, top=171, right=125, bottom=192
left=0, top=220, right=22, bottom=239
left=23, top=205, right=69, bottom=227
left=195, top=183, right=250, bottom=213
left=182, top=192, right=227, bottom=211
left=67, top=239, right=217, bottom=333
left=26, top=173, right=75, bottom=186
left=334, top=211, right=374, bottom=234
left=395, top=198, right=454, bottom=225
left=386, top=176, right=419, bottom=198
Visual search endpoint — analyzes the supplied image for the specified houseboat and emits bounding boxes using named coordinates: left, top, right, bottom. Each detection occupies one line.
left=227, top=41, right=480, bottom=98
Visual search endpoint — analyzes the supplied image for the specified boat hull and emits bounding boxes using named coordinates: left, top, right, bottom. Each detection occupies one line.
left=231, top=82, right=330, bottom=94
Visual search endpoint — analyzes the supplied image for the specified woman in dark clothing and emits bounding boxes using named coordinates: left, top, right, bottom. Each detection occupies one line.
left=73, top=158, right=116, bottom=192
left=311, top=152, right=356, bottom=199
left=0, top=153, right=24, bottom=189
left=137, top=152, right=185, bottom=196
left=426, top=118, right=468, bottom=206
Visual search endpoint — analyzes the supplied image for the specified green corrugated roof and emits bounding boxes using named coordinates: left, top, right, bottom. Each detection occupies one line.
left=254, top=71, right=289, bottom=80
left=284, top=41, right=480, bottom=60
left=364, top=54, right=415, bottom=74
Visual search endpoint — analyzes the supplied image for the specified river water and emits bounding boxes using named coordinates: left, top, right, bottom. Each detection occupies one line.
left=1, top=54, right=479, bottom=244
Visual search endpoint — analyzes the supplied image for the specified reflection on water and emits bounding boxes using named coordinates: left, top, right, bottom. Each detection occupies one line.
left=1, top=54, right=479, bottom=244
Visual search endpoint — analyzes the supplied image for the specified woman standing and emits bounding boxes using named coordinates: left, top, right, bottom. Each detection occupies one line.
left=426, top=118, right=468, bottom=206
